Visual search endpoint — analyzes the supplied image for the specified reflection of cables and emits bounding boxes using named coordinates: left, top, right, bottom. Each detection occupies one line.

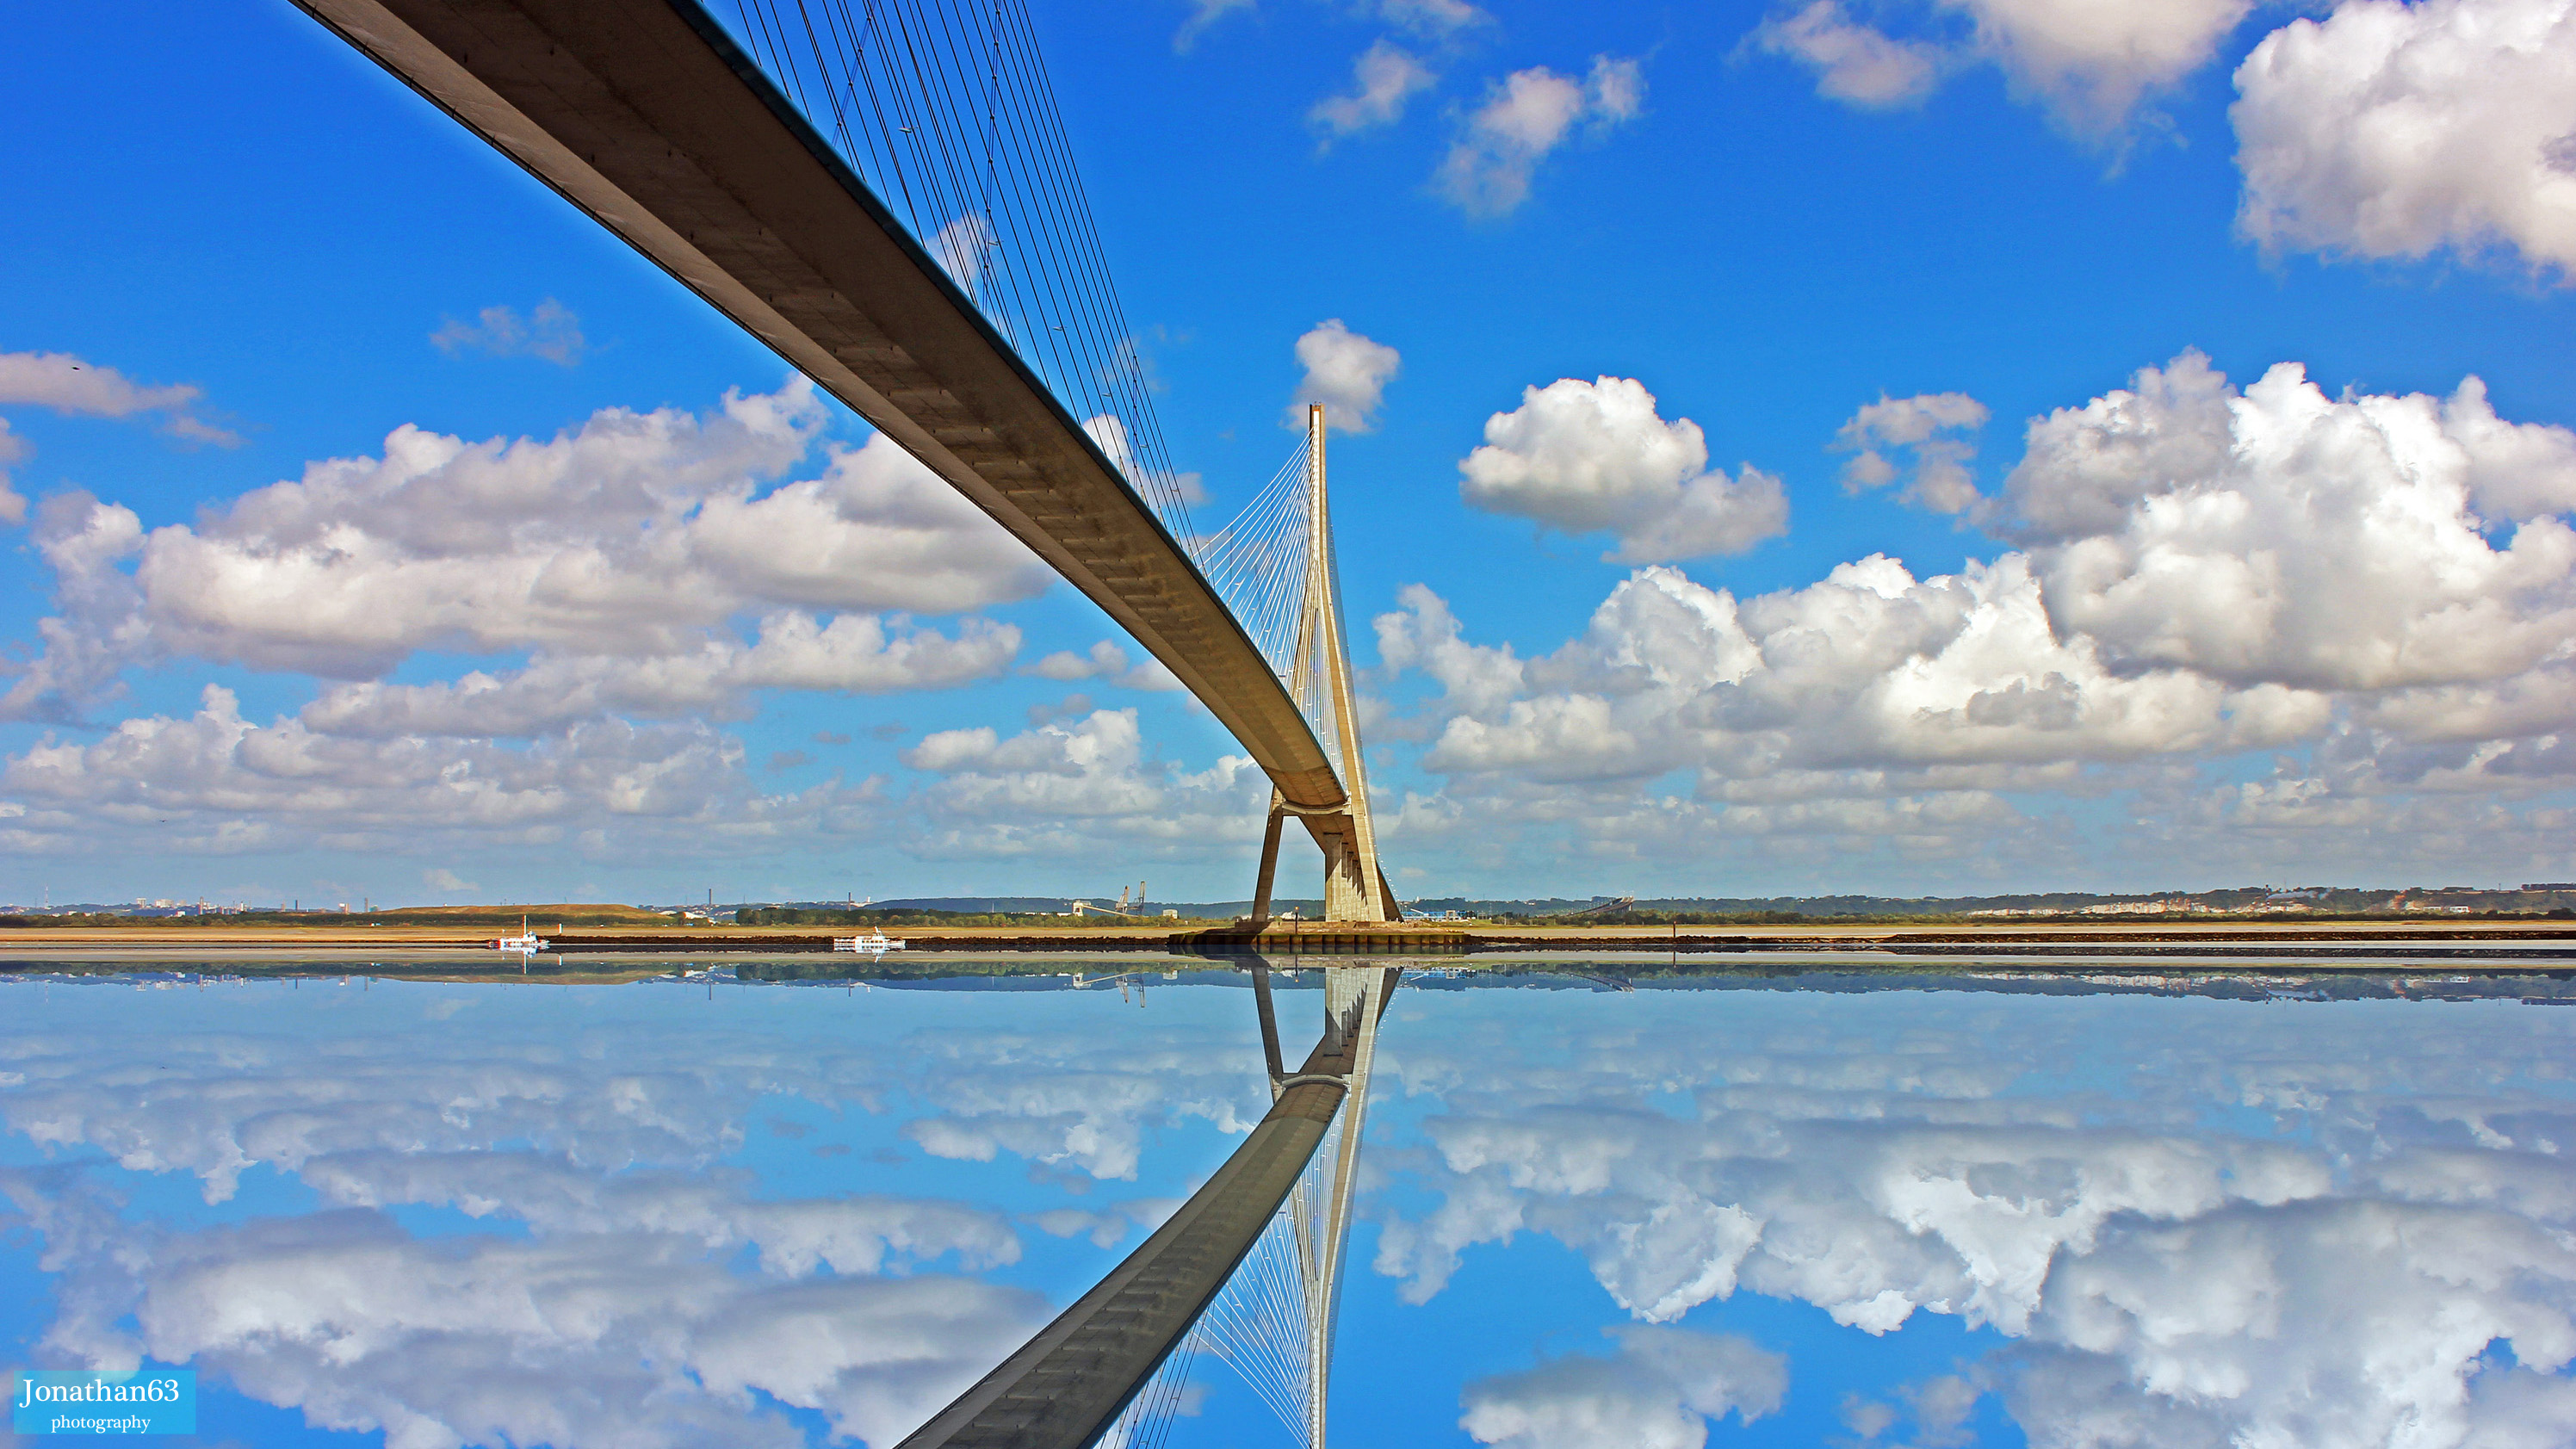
left=723, top=0, right=1195, bottom=544
left=1093, top=1324, right=1199, bottom=1449
left=1195, top=1211, right=1314, bottom=1445
left=1096, top=1044, right=1359, bottom=1449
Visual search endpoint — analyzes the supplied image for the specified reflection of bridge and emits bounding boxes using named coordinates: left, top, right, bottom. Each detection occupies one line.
left=293, top=1, right=1401, bottom=1441
left=903, top=963, right=1395, bottom=1448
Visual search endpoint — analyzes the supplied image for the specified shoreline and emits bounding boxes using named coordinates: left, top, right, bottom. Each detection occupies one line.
left=4, top=919, right=2573, bottom=949
left=0, top=913, right=2571, bottom=979
left=2, top=954, right=2570, bottom=1008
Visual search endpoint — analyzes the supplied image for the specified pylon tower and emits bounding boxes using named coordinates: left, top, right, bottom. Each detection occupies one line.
left=1249, top=405, right=1396, bottom=926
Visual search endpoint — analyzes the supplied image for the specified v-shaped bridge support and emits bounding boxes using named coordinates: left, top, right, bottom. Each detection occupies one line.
left=1250, top=406, right=1400, bottom=926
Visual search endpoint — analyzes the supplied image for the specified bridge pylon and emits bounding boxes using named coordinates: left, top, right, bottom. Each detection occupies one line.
left=1251, top=406, right=1398, bottom=926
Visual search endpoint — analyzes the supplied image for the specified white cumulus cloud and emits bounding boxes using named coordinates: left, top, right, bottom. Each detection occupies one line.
left=1378, top=0, right=1488, bottom=39
left=1459, top=375, right=1790, bottom=562
left=2233, top=0, right=2576, bottom=277
left=0, top=350, right=239, bottom=446
left=429, top=299, right=588, bottom=366
left=1836, top=389, right=1991, bottom=514
left=1755, top=2, right=1945, bottom=107
left=1758, top=0, right=2253, bottom=139
left=0, top=684, right=889, bottom=861
left=296, top=614, right=1018, bottom=740
left=1289, top=319, right=1403, bottom=433
left=1312, top=40, right=1439, bottom=139
left=1384, top=350, right=2576, bottom=884
left=0, top=379, right=1044, bottom=721
left=1437, top=56, right=1645, bottom=216
left=901, top=707, right=1268, bottom=864
left=1173, top=0, right=1254, bottom=53
left=1998, top=350, right=2576, bottom=691
left=1022, top=640, right=1173, bottom=691
left=0, top=417, right=28, bottom=525
left=1954, top=0, right=2253, bottom=134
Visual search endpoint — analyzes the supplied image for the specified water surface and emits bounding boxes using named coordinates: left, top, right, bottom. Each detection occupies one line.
left=3, top=964, right=2570, bottom=1448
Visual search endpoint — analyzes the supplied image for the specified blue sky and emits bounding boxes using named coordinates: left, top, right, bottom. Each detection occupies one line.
left=5, top=972, right=2573, bottom=1447
left=7, top=0, right=2576, bottom=907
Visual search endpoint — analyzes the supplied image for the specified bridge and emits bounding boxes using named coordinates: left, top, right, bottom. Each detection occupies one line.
left=291, top=0, right=1404, bottom=1441
left=293, top=0, right=1395, bottom=927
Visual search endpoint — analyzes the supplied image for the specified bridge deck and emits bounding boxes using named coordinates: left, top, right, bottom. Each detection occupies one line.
left=294, top=0, right=1349, bottom=814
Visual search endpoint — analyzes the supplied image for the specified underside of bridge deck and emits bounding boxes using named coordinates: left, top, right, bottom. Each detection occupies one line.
left=293, top=0, right=1353, bottom=817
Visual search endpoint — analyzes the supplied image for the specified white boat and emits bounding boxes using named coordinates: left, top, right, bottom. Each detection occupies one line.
left=833, top=931, right=906, bottom=958
left=490, top=916, right=548, bottom=954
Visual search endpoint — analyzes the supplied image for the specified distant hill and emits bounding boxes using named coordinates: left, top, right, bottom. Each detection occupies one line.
left=363, top=903, right=677, bottom=926
left=865, top=897, right=1075, bottom=913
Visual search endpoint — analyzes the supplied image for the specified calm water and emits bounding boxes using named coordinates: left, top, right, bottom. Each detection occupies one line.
left=3, top=964, right=2572, bottom=1448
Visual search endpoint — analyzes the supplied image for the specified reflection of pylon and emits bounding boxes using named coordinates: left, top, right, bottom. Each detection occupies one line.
left=1090, top=961, right=1393, bottom=1449
left=896, top=963, right=1399, bottom=1449
left=1250, top=406, right=1396, bottom=926
left=1297, top=965, right=1387, bottom=1446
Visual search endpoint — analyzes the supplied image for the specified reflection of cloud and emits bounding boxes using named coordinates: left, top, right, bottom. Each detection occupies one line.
left=0, top=984, right=1274, bottom=1200
left=5, top=1019, right=762, bottom=1204
left=0, top=983, right=1289, bottom=1448
left=1460, top=1325, right=1786, bottom=1449
left=16, top=980, right=2570, bottom=1449
left=300, top=1149, right=1019, bottom=1276
left=2005, top=1198, right=2576, bottom=1449
left=46, top=1202, right=1040, bottom=1449
left=1026, top=1198, right=1186, bottom=1249
left=1374, top=991, right=2576, bottom=1449
left=904, top=1019, right=1270, bottom=1180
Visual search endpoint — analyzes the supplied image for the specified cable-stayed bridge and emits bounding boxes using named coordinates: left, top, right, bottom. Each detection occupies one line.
left=294, top=0, right=1394, bottom=928
left=292, top=0, right=1404, bottom=1441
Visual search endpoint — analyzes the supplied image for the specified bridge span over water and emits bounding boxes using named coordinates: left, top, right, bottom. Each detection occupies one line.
left=293, top=1, right=1409, bottom=1442
left=295, top=0, right=1396, bottom=926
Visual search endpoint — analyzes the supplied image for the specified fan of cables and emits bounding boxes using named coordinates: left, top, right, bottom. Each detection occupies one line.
left=713, top=0, right=1196, bottom=542
left=1191, top=439, right=1312, bottom=690
left=1190, top=437, right=1361, bottom=777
